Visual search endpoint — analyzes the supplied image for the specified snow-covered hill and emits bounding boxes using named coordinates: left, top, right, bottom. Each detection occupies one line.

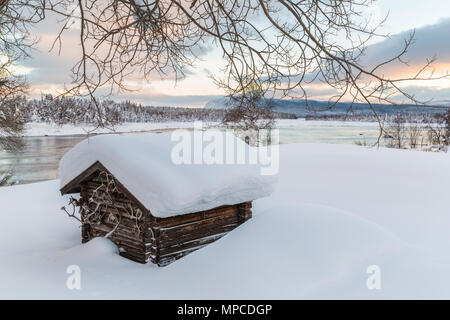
left=0, top=143, right=449, bottom=299
left=205, top=97, right=450, bottom=117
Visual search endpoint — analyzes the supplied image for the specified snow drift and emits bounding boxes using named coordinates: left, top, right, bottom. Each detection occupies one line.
left=1, top=143, right=449, bottom=299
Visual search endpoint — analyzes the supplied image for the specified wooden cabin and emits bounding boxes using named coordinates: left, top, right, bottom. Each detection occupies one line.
left=59, top=132, right=274, bottom=266
left=61, top=161, right=252, bottom=266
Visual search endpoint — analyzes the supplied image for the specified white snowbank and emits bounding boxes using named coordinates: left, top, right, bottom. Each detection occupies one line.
left=1, top=143, right=450, bottom=299
left=59, top=132, right=276, bottom=217
left=23, top=119, right=382, bottom=137
left=23, top=121, right=214, bottom=137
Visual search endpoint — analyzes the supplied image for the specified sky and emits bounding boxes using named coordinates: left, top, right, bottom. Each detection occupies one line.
left=19, top=0, right=450, bottom=107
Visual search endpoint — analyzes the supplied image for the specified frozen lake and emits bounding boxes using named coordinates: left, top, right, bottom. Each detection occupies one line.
left=0, top=121, right=382, bottom=185
left=277, top=120, right=382, bottom=145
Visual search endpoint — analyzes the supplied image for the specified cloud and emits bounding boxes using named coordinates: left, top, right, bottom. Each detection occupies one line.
left=22, top=11, right=82, bottom=86
left=20, top=11, right=450, bottom=105
left=390, top=85, right=450, bottom=105
left=278, top=19, right=450, bottom=102
left=361, top=18, right=450, bottom=77
left=113, top=92, right=222, bottom=107
left=22, top=9, right=216, bottom=88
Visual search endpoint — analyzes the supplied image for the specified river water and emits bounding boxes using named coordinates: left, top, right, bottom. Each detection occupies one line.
left=0, top=122, right=382, bottom=185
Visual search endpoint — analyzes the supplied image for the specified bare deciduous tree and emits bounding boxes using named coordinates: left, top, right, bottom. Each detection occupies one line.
left=0, top=64, right=26, bottom=150
left=0, top=0, right=43, bottom=150
left=381, top=111, right=449, bottom=151
left=0, top=1, right=447, bottom=134
left=385, top=113, right=405, bottom=149
left=407, top=122, right=421, bottom=149
left=39, top=0, right=449, bottom=131
left=440, top=109, right=450, bottom=146
left=222, top=80, right=275, bottom=145
left=223, top=80, right=274, bottom=131
left=426, top=119, right=447, bottom=148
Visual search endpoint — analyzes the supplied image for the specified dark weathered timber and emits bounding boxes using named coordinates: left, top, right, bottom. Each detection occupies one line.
left=61, top=163, right=253, bottom=266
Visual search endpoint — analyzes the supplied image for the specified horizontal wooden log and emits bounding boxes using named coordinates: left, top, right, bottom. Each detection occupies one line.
left=151, top=201, right=252, bottom=228
left=120, top=251, right=146, bottom=264
left=157, top=223, right=240, bottom=249
left=158, top=247, right=206, bottom=266
left=159, top=214, right=241, bottom=238
left=158, top=233, right=226, bottom=257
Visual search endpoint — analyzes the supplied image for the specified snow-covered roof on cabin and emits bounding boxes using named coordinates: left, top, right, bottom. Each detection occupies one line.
left=59, top=131, right=276, bottom=218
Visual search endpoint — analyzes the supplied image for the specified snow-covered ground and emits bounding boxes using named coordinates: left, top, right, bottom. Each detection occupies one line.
left=0, top=143, right=449, bottom=299
left=23, top=122, right=217, bottom=136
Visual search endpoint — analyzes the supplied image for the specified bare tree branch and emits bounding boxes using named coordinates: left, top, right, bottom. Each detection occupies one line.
left=0, top=0, right=44, bottom=150
left=2, top=1, right=448, bottom=135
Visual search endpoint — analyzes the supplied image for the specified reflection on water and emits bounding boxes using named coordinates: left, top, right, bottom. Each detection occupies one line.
left=0, top=123, right=382, bottom=185
left=0, top=135, right=86, bottom=185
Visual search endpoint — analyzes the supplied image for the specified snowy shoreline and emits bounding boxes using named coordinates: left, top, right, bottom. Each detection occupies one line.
left=22, top=119, right=384, bottom=137
left=22, top=121, right=214, bottom=137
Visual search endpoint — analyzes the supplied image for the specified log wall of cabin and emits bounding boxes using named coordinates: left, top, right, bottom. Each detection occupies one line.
left=146, top=202, right=252, bottom=266
left=78, top=173, right=252, bottom=266
left=79, top=177, right=148, bottom=263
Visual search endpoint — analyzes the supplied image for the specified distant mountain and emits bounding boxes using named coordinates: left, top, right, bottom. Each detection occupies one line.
left=432, top=100, right=450, bottom=106
left=205, top=97, right=450, bottom=117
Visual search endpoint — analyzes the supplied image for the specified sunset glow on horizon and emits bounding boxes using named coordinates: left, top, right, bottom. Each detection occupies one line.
left=20, top=0, right=450, bottom=107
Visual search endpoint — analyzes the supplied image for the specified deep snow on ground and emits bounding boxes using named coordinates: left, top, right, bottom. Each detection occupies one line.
left=0, top=143, right=449, bottom=299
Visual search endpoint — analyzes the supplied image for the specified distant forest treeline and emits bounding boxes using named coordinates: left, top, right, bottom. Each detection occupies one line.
left=304, top=113, right=445, bottom=123
left=18, top=95, right=296, bottom=125
left=16, top=95, right=447, bottom=125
